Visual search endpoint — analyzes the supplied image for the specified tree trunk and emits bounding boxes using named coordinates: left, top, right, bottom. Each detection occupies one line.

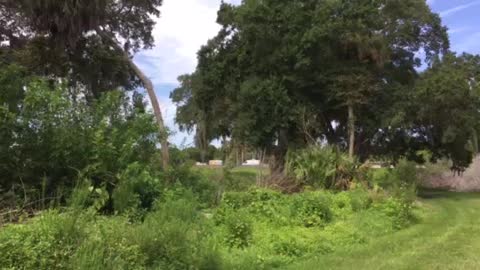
left=241, top=145, right=245, bottom=165
left=196, top=122, right=207, bottom=163
left=96, top=29, right=169, bottom=169
left=236, top=146, right=240, bottom=166
left=348, top=104, right=355, bottom=159
left=269, top=129, right=289, bottom=176
left=129, top=58, right=170, bottom=169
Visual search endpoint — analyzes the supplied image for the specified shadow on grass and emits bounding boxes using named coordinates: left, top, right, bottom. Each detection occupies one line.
left=418, top=188, right=480, bottom=200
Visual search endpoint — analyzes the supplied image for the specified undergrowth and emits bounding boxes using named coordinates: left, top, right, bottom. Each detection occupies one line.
left=0, top=158, right=421, bottom=269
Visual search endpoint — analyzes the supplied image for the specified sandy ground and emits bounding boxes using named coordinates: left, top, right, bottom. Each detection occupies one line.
left=422, top=156, right=480, bottom=192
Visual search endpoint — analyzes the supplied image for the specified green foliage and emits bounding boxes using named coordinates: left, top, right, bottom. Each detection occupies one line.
left=0, top=190, right=221, bottom=270
left=112, top=163, right=162, bottom=217
left=368, top=159, right=418, bottom=194
left=223, top=169, right=258, bottom=192
left=0, top=73, right=160, bottom=205
left=376, top=197, right=416, bottom=230
left=2, top=0, right=164, bottom=97
left=223, top=210, right=253, bottom=248
left=0, top=210, right=86, bottom=270
left=393, top=159, right=419, bottom=187
left=347, top=188, right=373, bottom=212
left=133, top=190, right=221, bottom=269
left=332, top=189, right=371, bottom=219
left=286, top=146, right=357, bottom=189
left=412, top=53, right=480, bottom=165
left=166, top=165, right=220, bottom=207
left=286, top=147, right=337, bottom=188
left=0, top=182, right=419, bottom=270
left=290, top=192, right=333, bottom=227
left=70, top=217, right=146, bottom=270
left=172, top=0, right=449, bottom=170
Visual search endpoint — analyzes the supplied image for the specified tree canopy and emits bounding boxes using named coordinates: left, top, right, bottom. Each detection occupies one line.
left=172, top=0, right=465, bottom=172
left=0, top=0, right=170, bottom=167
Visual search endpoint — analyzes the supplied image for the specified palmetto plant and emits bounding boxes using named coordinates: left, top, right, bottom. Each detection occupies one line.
left=286, top=146, right=357, bottom=189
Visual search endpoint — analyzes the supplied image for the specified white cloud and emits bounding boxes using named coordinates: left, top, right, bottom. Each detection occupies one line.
left=134, top=0, right=240, bottom=145
left=440, top=1, right=480, bottom=17
left=136, top=0, right=240, bottom=85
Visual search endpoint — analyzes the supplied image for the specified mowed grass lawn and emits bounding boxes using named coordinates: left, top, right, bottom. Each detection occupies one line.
left=290, top=191, right=480, bottom=270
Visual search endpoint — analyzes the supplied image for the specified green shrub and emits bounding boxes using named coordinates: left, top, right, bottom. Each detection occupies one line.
left=272, top=236, right=309, bottom=258
left=332, top=192, right=353, bottom=219
left=0, top=189, right=222, bottom=270
left=376, top=197, right=415, bottom=229
left=368, top=159, right=417, bottom=202
left=0, top=210, right=85, bottom=269
left=224, top=169, right=258, bottom=192
left=224, top=210, right=253, bottom=248
left=216, top=189, right=290, bottom=226
left=320, top=221, right=366, bottom=249
left=222, top=191, right=256, bottom=209
left=0, top=182, right=420, bottom=270
left=286, top=147, right=337, bottom=188
left=348, top=188, right=372, bottom=211
left=133, top=190, right=221, bottom=269
left=369, top=168, right=394, bottom=189
left=393, top=159, right=418, bottom=187
left=71, top=216, right=146, bottom=270
left=112, top=163, right=162, bottom=216
left=248, top=190, right=285, bottom=221
left=166, top=165, right=220, bottom=207
left=290, top=192, right=333, bottom=227
left=286, top=146, right=358, bottom=189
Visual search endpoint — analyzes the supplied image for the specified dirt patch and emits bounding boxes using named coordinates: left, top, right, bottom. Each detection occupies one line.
left=422, top=156, right=480, bottom=192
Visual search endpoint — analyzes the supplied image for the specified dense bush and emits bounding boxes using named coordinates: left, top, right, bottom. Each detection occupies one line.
left=370, top=159, right=418, bottom=188
left=165, top=166, right=220, bottom=207
left=376, top=197, right=416, bottom=229
left=0, top=190, right=221, bottom=270
left=112, top=163, right=162, bottom=217
left=0, top=152, right=420, bottom=270
left=133, top=190, right=221, bottom=269
left=223, top=169, right=259, bottom=192
left=286, top=146, right=357, bottom=189
left=223, top=210, right=253, bottom=248
left=290, top=192, right=333, bottom=227
left=0, top=71, right=161, bottom=207
left=0, top=183, right=419, bottom=270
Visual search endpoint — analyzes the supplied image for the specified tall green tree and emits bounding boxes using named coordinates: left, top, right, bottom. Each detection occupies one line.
left=172, top=0, right=449, bottom=173
left=171, top=73, right=214, bottom=163
left=412, top=53, right=480, bottom=166
left=314, top=0, right=448, bottom=158
left=0, top=0, right=170, bottom=168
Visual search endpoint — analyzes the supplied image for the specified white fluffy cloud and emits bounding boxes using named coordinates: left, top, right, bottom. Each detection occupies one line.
left=137, top=0, right=240, bottom=86
left=135, top=0, right=240, bottom=146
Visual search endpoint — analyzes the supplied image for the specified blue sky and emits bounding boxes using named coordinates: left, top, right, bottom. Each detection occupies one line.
left=135, top=0, right=480, bottom=147
left=430, top=0, right=480, bottom=54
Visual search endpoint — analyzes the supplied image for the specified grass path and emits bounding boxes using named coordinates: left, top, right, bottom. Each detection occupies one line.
left=290, top=191, right=480, bottom=270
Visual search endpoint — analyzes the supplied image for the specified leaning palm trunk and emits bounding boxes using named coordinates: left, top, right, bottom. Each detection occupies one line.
left=96, top=29, right=169, bottom=169
left=128, top=59, right=170, bottom=169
